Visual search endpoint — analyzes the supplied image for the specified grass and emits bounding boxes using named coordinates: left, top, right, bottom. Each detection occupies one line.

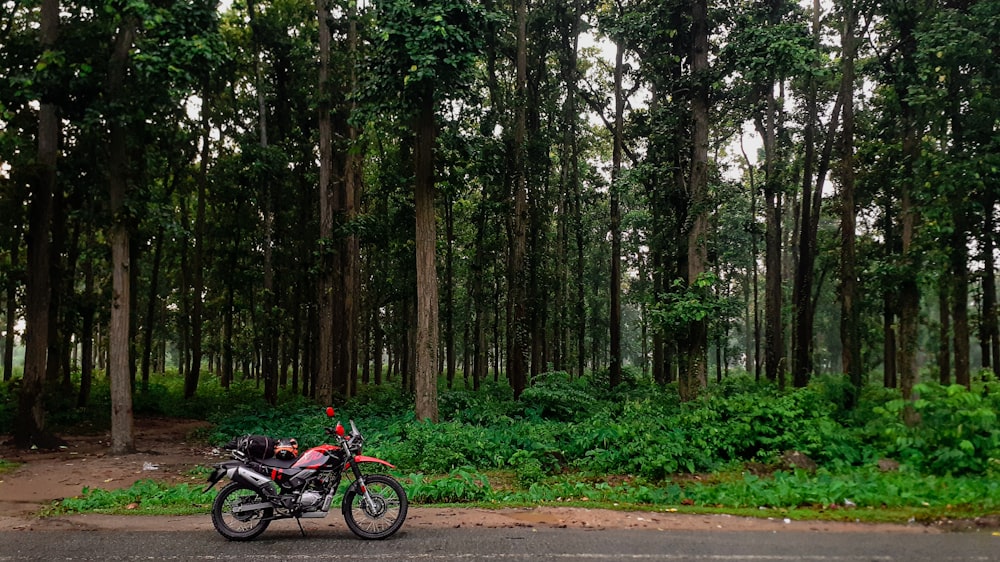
left=44, top=479, right=216, bottom=517
left=41, top=466, right=1000, bottom=526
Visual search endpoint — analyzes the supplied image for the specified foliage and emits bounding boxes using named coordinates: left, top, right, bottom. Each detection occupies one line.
left=360, top=0, right=494, bottom=117
left=29, top=371, right=1000, bottom=520
left=404, top=468, right=493, bottom=503
left=192, top=373, right=1000, bottom=482
left=871, top=382, right=1000, bottom=476
left=54, top=480, right=211, bottom=516
left=516, top=372, right=599, bottom=422
left=649, top=273, right=742, bottom=339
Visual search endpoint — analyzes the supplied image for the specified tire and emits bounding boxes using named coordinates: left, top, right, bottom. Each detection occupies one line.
left=342, top=474, right=408, bottom=540
left=211, top=482, right=273, bottom=541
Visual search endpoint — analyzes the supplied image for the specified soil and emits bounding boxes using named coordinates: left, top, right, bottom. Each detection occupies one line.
left=0, top=417, right=995, bottom=534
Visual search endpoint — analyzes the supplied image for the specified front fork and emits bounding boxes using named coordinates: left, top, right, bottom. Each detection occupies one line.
left=349, top=458, right=379, bottom=513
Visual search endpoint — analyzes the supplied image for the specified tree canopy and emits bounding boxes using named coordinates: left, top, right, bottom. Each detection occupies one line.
left=1, top=0, right=998, bottom=450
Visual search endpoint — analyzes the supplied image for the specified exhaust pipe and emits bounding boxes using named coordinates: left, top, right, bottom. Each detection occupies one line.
left=229, top=465, right=280, bottom=498
left=205, top=460, right=279, bottom=500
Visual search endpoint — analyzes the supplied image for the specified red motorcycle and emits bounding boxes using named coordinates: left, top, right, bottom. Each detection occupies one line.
left=205, top=407, right=408, bottom=541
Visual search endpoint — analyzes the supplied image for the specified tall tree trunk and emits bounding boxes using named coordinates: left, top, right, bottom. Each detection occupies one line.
left=344, top=0, right=361, bottom=399
left=106, top=15, right=138, bottom=454
left=140, top=226, right=164, bottom=392
left=683, top=0, right=710, bottom=401
left=414, top=87, right=439, bottom=422
left=472, top=203, right=488, bottom=391
left=507, top=0, right=529, bottom=398
left=78, top=241, right=95, bottom=407
left=609, top=32, right=624, bottom=391
left=982, top=187, right=999, bottom=372
left=893, top=3, right=925, bottom=424
left=247, top=0, right=279, bottom=405
left=760, top=89, right=783, bottom=387
left=791, top=0, right=822, bottom=388
left=937, top=280, right=951, bottom=384
left=739, top=135, right=762, bottom=381
left=838, top=0, right=861, bottom=403
left=445, top=196, right=456, bottom=389
left=15, top=0, right=59, bottom=449
left=221, top=198, right=242, bottom=390
left=882, top=195, right=899, bottom=388
left=185, top=108, right=211, bottom=400
left=949, top=71, right=970, bottom=389
left=3, top=228, right=16, bottom=382
left=316, top=0, right=336, bottom=406
left=46, top=184, right=67, bottom=387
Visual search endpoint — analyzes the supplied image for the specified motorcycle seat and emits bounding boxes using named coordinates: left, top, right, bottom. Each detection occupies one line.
left=256, top=457, right=298, bottom=469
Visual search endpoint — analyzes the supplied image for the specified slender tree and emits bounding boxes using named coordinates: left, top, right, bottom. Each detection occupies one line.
left=106, top=11, right=139, bottom=454
left=683, top=0, right=710, bottom=401
left=14, top=0, right=59, bottom=449
left=837, top=0, right=862, bottom=404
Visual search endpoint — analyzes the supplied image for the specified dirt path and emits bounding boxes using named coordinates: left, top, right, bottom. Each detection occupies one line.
left=0, top=417, right=982, bottom=534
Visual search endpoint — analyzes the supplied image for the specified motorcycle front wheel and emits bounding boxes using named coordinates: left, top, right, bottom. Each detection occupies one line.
left=211, top=482, right=273, bottom=541
left=342, top=473, right=408, bottom=539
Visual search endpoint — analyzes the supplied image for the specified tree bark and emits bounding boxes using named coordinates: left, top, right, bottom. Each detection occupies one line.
left=760, top=89, right=783, bottom=387
left=185, top=105, right=211, bottom=400
left=937, top=279, right=951, bottom=385
left=106, top=15, right=138, bottom=454
left=507, top=0, right=529, bottom=398
left=414, top=87, right=439, bottom=422
left=948, top=66, right=970, bottom=389
left=791, top=0, right=822, bottom=388
left=893, top=3, right=925, bottom=424
left=15, top=0, right=59, bottom=449
left=609, top=32, right=624, bottom=391
left=838, top=0, right=862, bottom=405
left=140, top=226, right=164, bottom=392
left=445, top=196, right=456, bottom=389
left=982, top=187, right=999, bottom=372
left=683, top=0, right=710, bottom=401
left=78, top=239, right=95, bottom=407
left=3, top=229, right=16, bottom=382
left=316, top=0, right=335, bottom=406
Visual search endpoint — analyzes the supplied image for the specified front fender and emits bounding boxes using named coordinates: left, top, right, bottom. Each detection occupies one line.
left=347, top=455, right=396, bottom=470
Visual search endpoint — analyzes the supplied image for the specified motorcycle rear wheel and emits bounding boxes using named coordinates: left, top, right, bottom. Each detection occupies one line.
left=342, top=474, right=408, bottom=539
left=211, top=482, right=273, bottom=541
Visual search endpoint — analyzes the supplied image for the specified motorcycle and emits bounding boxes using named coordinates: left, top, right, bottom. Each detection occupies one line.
left=204, top=407, right=408, bottom=541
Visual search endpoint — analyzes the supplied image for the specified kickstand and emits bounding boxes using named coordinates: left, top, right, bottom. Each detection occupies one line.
left=295, top=517, right=306, bottom=537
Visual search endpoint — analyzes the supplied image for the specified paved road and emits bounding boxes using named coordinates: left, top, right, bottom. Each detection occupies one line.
left=2, top=524, right=999, bottom=561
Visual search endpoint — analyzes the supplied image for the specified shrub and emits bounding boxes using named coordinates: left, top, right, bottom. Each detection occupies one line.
left=872, top=382, right=1000, bottom=476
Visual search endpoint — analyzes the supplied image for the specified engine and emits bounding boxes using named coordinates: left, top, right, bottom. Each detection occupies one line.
left=300, top=491, right=324, bottom=511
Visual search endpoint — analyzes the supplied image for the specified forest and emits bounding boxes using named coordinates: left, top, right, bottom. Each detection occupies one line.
left=0, top=0, right=999, bottom=471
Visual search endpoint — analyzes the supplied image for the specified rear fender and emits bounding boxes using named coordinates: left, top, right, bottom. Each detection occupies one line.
left=346, top=455, right=396, bottom=470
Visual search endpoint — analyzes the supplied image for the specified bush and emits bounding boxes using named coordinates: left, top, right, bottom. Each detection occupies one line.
left=518, top=372, right=599, bottom=422
left=871, top=382, right=1000, bottom=476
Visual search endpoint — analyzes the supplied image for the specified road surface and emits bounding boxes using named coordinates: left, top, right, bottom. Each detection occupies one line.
left=2, top=523, right=999, bottom=561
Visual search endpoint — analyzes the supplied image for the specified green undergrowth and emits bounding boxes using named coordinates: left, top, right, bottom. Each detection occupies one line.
left=47, top=466, right=1000, bottom=524
left=27, top=368, right=1000, bottom=523
left=47, top=480, right=213, bottom=516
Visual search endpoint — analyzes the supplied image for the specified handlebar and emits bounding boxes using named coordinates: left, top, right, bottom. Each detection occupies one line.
left=325, top=414, right=363, bottom=454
